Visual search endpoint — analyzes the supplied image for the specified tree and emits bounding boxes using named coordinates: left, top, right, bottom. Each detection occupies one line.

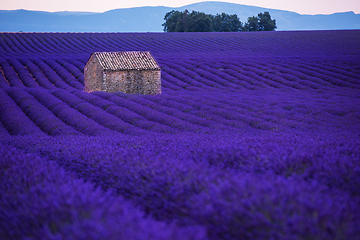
left=163, top=10, right=213, bottom=32
left=175, top=10, right=189, bottom=32
left=186, top=11, right=213, bottom=32
left=245, top=12, right=276, bottom=31
left=162, top=10, right=275, bottom=32
left=258, top=12, right=277, bottom=31
left=244, top=16, right=260, bottom=31
left=213, top=13, right=244, bottom=32
left=162, top=10, right=189, bottom=32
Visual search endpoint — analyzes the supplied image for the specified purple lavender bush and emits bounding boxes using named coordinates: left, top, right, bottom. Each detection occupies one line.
left=0, top=144, right=206, bottom=239
left=1, top=30, right=360, bottom=239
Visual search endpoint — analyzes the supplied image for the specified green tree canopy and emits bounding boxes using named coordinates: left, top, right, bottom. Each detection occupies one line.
left=245, top=12, right=277, bottom=31
left=163, top=10, right=276, bottom=32
left=244, top=16, right=259, bottom=31
left=187, top=11, right=213, bottom=32
left=162, top=10, right=189, bottom=32
left=258, top=12, right=277, bottom=31
left=162, top=10, right=212, bottom=32
left=212, top=13, right=244, bottom=32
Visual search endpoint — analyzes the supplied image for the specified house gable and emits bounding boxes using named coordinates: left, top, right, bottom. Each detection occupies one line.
left=84, top=54, right=104, bottom=92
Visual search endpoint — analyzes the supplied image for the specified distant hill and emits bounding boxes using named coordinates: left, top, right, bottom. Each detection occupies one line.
left=1, top=1, right=359, bottom=32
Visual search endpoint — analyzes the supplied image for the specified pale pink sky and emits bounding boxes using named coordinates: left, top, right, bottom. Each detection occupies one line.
left=1, top=0, right=359, bottom=14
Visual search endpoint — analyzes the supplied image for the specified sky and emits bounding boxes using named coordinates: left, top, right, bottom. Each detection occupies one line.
left=1, top=0, right=359, bottom=15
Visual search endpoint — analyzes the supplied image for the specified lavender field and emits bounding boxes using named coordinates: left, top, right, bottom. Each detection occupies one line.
left=1, top=30, right=360, bottom=239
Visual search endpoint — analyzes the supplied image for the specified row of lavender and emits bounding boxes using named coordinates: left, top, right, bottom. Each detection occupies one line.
left=1, top=31, right=360, bottom=58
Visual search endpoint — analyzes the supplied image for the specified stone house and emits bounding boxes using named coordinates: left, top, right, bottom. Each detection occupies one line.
left=84, top=51, right=161, bottom=95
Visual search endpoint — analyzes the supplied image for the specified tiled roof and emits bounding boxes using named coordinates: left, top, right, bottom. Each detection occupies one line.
left=92, top=51, right=160, bottom=71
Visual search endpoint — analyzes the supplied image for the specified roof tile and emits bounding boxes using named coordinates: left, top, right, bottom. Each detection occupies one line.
left=92, top=51, right=160, bottom=71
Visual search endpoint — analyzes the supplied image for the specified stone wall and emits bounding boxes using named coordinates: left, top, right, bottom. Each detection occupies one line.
left=104, top=70, right=161, bottom=95
left=84, top=55, right=103, bottom=92
left=103, top=71, right=127, bottom=93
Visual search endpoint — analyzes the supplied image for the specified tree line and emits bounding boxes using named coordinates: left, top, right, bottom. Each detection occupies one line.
left=162, top=10, right=276, bottom=32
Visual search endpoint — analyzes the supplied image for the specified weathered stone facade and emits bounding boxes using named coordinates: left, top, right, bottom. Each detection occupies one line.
left=84, top=51, right=161, bottom=95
